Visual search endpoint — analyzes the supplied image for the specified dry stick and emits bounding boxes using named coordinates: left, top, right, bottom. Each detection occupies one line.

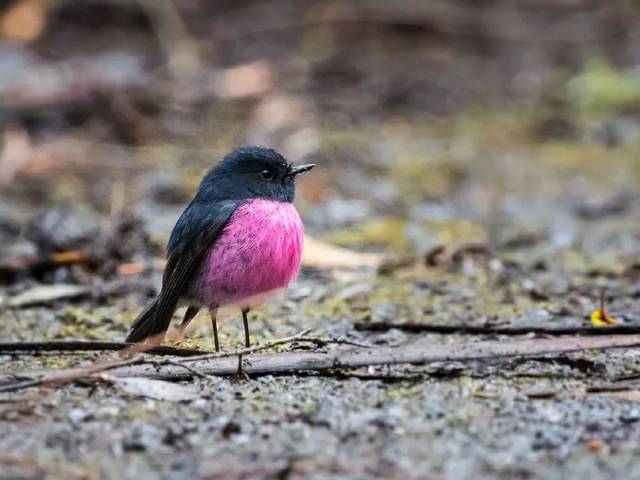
left=0, top=329, right=314, bottom=393
left=159, top=359, right=212, bottom=379
left=169, top=329, right=314, bottom=362
left=354, top=322, right=640, bottom=336
left=6, top=334, right=640, bottom=392
left=0, top=336, right=370, bottom=359
left=100, top=334, right=640, bottom=380
left=0, top=357, right=146, bottom=393
left=0, top=330, right=341, bottom=357
left=0, top=340, right=206, bottom=357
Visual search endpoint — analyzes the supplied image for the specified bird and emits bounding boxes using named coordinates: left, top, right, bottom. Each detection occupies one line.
left=125, top=146, right=315, bottom=350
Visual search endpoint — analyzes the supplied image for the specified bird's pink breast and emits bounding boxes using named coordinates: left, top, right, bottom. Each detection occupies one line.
left=189, top=198, right=304, bottom=309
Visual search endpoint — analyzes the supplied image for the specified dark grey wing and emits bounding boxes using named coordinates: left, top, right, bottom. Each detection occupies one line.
left=126, top=199, right=241, bottom=343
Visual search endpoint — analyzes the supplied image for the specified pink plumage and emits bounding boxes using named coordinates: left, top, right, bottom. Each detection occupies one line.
left=188, top=198, right=304, bottom=310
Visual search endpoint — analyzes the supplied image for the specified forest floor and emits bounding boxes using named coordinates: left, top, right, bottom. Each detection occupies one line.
left=2, top=2, right=640, bottom=479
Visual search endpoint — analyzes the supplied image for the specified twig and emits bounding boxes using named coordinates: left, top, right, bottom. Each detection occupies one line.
left=107, top=334, right=640, bottom=379
left=298, top=336, right=376, bottom=349
left=156, top=359, right=213, bottom=380
left=178, top=329, right=313, bottom=362
left=0, top=330, right=344, bottom=358
left=5, top=334, right=640, bottom=391
left=0, top=356, right=145, bottom=394
left=354, top=322, right=640, bottom=336
left=7, top=332, right=640, bottom=392
left=0, top=341, right=206, bottom=357
left=0, top=329, right=316, bottom=393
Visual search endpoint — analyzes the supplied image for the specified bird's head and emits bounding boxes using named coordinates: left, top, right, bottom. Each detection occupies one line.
left=198, top=146, right=315, bottom=203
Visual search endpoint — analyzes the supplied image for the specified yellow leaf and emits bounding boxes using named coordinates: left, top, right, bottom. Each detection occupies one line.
left=590, top=292, right=618, bottom=326
left=590, top=308, right=618, bottom=326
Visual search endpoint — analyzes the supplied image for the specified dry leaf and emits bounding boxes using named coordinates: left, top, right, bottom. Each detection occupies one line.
left=117, top=262, right=146, bottom=275
left=591, top=308, right=618, bottom=326
left=51, top=251, right=90, bottom=264
left=590, top=291, right=618, bottom=326
left=586, top=438, right=604, bottom=451
left=215, top=61, right=273, bottom=99
left=302, top=235, right=384, bottom=269
left=0, top=0, right=46, bottom=42
left=0, top=129, right=35, bottom=186
left=6, top=284, right=90, bottom=307
left=111, top=377, right=201, bottom=402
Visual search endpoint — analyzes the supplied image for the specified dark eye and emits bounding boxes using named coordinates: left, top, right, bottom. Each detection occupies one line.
left=260, top=169, right=273, bottom=180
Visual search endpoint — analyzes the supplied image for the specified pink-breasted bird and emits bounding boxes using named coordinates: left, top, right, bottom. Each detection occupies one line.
left=125, top=146, right=314, bottom=350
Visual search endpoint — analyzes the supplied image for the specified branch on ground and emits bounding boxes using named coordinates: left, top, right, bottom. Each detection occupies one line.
left=2, top=334, right=640, bottom=393
left=354, top=322, right=640, bottom=336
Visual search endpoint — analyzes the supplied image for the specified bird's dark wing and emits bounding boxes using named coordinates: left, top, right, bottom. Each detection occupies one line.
left=126, top=199, right=242, bottom=343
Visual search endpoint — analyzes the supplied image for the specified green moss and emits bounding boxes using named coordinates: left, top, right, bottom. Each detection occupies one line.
left=324, top=218, right=411, bottom=253
left=568, top=57, right=640, bottom=113
left=422, top=219, right=487, bottom=246
left=387, top=154, right=464, bottom=201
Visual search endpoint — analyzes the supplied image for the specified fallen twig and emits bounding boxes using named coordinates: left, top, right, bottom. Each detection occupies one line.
left=4, top=334, right=640, bottom=391
left=113, top=334, right=640, bottom=379
left=157, top=359, right=214, bottom=379
left=0, top=329, right=317, bottom=393
left=0, top=331, right=373, bottom=358
left=354, top=322, right=640, bottom=336
left=0, top=340, right=206, bottom=357
left=0, top=356, right=146, bottom=393
left=174, top=329, right=314, bottom=362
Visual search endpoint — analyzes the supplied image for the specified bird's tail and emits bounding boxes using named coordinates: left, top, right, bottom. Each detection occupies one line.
left=126, top=298, right=164, bottom=343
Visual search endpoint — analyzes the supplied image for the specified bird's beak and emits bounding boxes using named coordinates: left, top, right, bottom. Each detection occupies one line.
left=287, top=164, right=315, bottom=177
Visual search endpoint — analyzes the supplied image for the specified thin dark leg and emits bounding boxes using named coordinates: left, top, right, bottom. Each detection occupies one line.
left=242, top=308, right=250, bottom=347
left=210, top=309, right=220, bottom=352
left=179, top=306, right=199, bottom=330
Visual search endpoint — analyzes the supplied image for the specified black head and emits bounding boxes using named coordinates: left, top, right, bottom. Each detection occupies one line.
left=197, top=146, right=314, bottom=203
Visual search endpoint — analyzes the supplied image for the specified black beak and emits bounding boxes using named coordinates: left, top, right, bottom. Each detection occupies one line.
left=287, top=164, right=315, bottom=177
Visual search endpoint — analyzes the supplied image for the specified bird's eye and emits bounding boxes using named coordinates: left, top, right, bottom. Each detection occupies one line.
left=260, top=169, right=273, bottom=180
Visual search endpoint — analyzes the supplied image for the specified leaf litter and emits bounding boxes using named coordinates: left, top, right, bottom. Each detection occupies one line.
left=106, top=377, right=202, bottom=402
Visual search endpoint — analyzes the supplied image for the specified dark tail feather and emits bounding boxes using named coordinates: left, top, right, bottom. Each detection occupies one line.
left=126, top=298, right=164, bottom=343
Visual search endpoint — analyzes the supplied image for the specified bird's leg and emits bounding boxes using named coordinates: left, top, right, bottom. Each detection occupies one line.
left=178, top=306, right=200, bottom=336
left=210, top=308, right=220, bottom=352
left=242, top=308, right=251, bottom=348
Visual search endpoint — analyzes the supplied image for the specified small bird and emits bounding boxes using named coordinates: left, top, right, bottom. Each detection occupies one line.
left=126, top=146, right=314, bottom=350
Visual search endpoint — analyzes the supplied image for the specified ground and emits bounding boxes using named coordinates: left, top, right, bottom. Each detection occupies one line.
left=2, top=2, right=640, bottom=479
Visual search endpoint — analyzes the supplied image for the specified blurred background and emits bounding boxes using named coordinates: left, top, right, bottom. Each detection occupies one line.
left=4, top=2, right=640, bottom=479
left=2, top=0, right=640, bottom=268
